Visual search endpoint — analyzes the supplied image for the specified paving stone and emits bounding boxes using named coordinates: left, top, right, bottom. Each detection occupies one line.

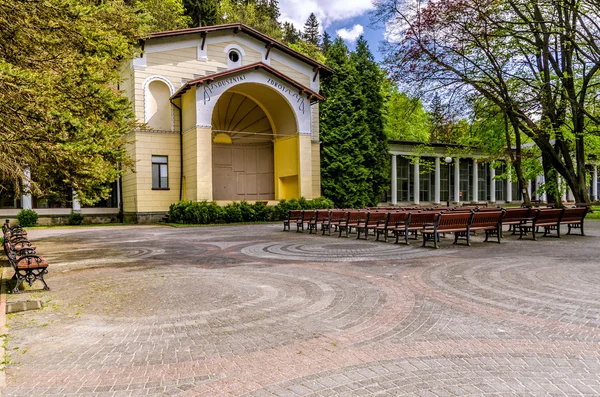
left=1, top=222, right=600, bottom=396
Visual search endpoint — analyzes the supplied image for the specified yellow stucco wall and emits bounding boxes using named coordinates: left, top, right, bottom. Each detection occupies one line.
left=311, top=142, right=321, bottom=199
left=127, top=132, right=181, bottom=212
left=273, top=135, right=300, bottom=200
left=122, top=131, right=138, bottom=213
left=298, top=135, right=313, bottom=200
left=182, top=127, right=213, bottom=202
left=181, top=86, right=196, bottom=133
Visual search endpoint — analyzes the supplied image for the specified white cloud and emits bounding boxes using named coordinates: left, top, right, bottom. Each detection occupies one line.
left=336, top=24, right=365, bottom=42
left=278, top=0, right=374, bottom=30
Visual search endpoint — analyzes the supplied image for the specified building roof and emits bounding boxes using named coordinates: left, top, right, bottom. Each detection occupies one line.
left=141, top=23, right=334, bottom=76
left=170, top=62, right=326, bottom=102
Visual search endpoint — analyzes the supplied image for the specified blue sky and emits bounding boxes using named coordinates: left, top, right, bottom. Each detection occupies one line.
left=277, top=0, right=387, bottom=62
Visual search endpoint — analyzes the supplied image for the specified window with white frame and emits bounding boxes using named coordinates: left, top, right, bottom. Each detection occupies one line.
left=152, top=155, right=169, bottom=190
left=227, top=49, right=242, bottom=68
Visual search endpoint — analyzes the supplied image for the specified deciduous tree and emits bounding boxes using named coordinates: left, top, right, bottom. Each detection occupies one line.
left=0, top=0, right=139, bottom=204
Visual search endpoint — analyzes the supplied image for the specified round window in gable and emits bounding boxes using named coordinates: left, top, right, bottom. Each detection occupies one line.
left=228, top=51, right=240, bottom=63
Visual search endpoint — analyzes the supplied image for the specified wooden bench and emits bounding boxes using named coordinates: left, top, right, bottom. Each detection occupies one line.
left=374, top=212, right=408, bottom=242
left=502, top=208, right=532, bottom=235
left=422, top=212, right=472, bottom=248
left=406, top=212, right=440, bottom=241
left=3, top=221, right=50, bottom=293
left=339, top=211, right=368, bottom=238
left=469, top=210, right=504, bottom=243
left=362, top=212, right=388, bottom=240
left=283, top=210, right=303, bottom=232
left=518, top=208, right=564, bottom=240
left=560, top=207, right=587, bottom=236
left=321, top=210, right=348, bottom=236
left=307, top=210, right=330, bottom=234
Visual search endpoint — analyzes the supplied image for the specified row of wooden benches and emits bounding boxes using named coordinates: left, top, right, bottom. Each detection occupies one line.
left=283, top=207, right=587, bottom=248
left=2, top=220, right=50, bottom=293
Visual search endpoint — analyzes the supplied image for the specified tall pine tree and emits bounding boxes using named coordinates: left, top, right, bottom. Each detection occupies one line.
left=303, top=13, right=320, bottom=47
left=183, top=0, right=220, bottom=27
left=351, top=36, right=390, bottom=205
left=320, top=39, right=372, bottom=208
left=321, top=31, right=331, bottom=54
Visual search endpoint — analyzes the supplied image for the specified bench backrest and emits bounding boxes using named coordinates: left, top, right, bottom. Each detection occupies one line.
left=288, top=210, right=303, bottom=220
left=534, top=208, right=563, bottom=222
left=347, top=211, right=368, bottom=223
left=409, top=212, right=439, bottom=227
left=436, top=212, right=472, bottom=230
left=503, top=208, right=531, bottom=222
left=303, top=210, right=316, bottom=220
left=470, top=211, right=503, bottom=228
left=561, top=207, right=586, bottom=222
left=314, top=210, right=331, bottom=222
left=388, top=211, right=410, bottom=225
left=329, top=210, right=349, bottom=222
left=367, top=212, right=388, bottom=224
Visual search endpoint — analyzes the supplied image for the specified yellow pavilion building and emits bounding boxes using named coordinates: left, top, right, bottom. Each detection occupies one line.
left=120, top=23, right=332, bottom=222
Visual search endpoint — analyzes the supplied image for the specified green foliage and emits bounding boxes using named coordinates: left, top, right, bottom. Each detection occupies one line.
left=303, top=13, right=320, bottom=46
left=182, top=0, right=220, bottom=27
left=68, top=212, right=84, bottom=226
left=271, top=197, right=334, bottom=221
left=288, top=41, right=326, bottom=64
left=168, top=200, right=274, bottom=224
left=282, top=22, right=301, bottom=44
left=320, top=38, right=389, bottom=208
left=0, top=0, right=140, bottom=205
left=219, top=0, right=281, bottom=39
left=17, top=210, right=38, bottom=228
left=383, top=82, right=430, bottom=142
left=136, top=0, right=191, bottom=33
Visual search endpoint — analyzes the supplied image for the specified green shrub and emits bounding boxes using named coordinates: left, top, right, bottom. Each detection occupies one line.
left=253, top=201, right=273, bottom=221
left=239, top=201, right=255, bottom=222
left=168, top=200, right=224, bottom=224
left=68, top=212, right=84, bottom=225
left=223, top=202, right=243, bottom=223
left=17, top=209, right=38, bottom=227
left=271, top=197, right=335, bottom=220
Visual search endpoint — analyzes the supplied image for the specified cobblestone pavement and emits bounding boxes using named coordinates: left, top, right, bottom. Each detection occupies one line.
left=2, top=221, right=600, bottom=396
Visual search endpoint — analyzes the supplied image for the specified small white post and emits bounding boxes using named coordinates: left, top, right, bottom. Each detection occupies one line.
left=472, top=160, right=479, bottom=203
left=490, top=166, right=496, bottom=203
left=22, top=168, right=32, bottom=210
left=391, top=155, right=397, bottom=205
left=72, top=190, right=81, bottom=212
left=454, top=158, right=461, bottom=203
left=434, top=157, right=441, bottom=204
left=414, top=159, right=420, bottom=205
left=593, top=165, right=598, bottom=201
left=506, top=167, right=513, bottom=203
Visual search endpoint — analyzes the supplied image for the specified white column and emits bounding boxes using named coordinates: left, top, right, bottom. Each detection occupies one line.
left=567, top=188, right=574, bottom=202
left=527, top=180, right=532, bottom=199
left=72, top=190, right=81, bottom=212
left=539, top=174, right=547, bottom=202
left=391, top=155, right=397, bottom=205
left=490, top=167, right=496, bottom=203
left=116, top=178, right=122, bottom=209
left=506, top=167, right=513, bottom=202
left=413, top=160, right=420, bottom=205
left=22, top=168, right=32, bottom=210
left=593, top=166, right=598, bottom=201
left=472, top=160, right=479, bottom=203
left=454, top=158, right=461, bottom=203
left=434, top=157, right=441, bottom=204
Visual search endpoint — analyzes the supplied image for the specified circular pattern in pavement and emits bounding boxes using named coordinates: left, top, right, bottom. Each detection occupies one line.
left=241, top=241, right=455, bottom=262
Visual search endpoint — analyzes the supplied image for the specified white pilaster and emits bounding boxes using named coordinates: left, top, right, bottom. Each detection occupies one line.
left=72, top=191, right=81, bottom=212
left=506, top=167, right=513, bottom=202
left=22, top=168, right=32, bottom=210
left=391, top=155, right=397, bottom=205
left=434, top=157, right=441, bottom=204
left=454, top=158, right=460, bottom=203
left=539, top=174, right=547, bottom=202
left=414, top=160, right=420, bottom=205
left=593, top=166, right=598, bottom=201
left=490, top=167, right=496, bottom=203
left=472, top=160, right=479, bottom=202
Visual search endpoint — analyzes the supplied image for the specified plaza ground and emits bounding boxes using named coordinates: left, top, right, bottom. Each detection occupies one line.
left=1, top=221, right=600, bottom=396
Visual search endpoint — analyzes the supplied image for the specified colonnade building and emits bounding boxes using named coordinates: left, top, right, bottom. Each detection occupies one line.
left=386, top=141, right=599, bottom=206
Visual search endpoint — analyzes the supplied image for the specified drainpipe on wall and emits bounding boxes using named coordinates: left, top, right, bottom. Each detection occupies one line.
left=170, top=99, right=184, bottom=201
